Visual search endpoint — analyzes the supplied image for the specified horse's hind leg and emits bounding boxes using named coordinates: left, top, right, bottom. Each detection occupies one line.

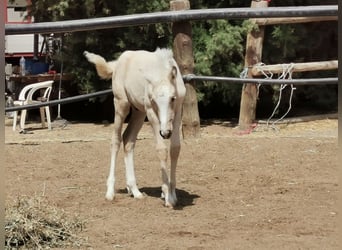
left=106, top=99, right=130, bottom=201
left=123, top=108, right=146, bottom=199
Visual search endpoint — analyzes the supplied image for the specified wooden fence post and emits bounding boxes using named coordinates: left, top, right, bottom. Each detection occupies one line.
left=170, top=0, right=200, bottom=138
left=238, top=0, right=269, bottom=130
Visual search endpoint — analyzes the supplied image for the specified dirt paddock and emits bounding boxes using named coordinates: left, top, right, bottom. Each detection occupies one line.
left=5, top=118, right=338, bottom=249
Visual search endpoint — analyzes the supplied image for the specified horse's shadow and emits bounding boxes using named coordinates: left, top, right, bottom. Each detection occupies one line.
left=118, top=186, right=200, bottom=210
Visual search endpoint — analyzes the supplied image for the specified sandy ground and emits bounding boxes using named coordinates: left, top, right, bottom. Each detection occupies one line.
left=4, top=118, right=338, bottom=250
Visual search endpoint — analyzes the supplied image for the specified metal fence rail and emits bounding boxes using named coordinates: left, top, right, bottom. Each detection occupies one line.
left=5, top=89, right=112, bottom=112
left=5, top=5, right=337, bottom=35
left=5, top=75, right=338, bottom=112
left=183, top=75, right=338, bottom=85
left=5, top=5, right=338, bottom=113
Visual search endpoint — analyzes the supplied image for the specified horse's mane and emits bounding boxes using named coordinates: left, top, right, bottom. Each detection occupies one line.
left=155, top=48, right=175, bottom=70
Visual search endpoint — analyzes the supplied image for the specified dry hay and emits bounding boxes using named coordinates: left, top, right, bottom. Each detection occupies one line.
left=5, top=195, right=87, bottom=249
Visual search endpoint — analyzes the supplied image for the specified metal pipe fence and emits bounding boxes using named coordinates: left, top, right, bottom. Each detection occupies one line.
left=5, top=5, right=338, bottom=113
left=5, top=6, right=337, bottom=35
left=5, top=75, right=338, bottom=112
left=183, top=75, right=338, bottom=85
left=5, top=89, right=112, bottom=112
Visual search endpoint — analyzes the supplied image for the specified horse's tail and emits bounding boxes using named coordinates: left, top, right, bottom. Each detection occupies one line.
left=83, top=51, right=116, bottom=80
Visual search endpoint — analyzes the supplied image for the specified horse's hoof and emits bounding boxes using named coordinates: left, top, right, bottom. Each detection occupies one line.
left=127, top=186, right=144, bottom=199
left=133, top=192, right=144, bottom=199
left=164, top=201, right=176, bottom=208
left=105, top=192, right=115, bottom=201
left=132, top=190, right=144, bottom=199
left=164, top=198, right=177, bottom=208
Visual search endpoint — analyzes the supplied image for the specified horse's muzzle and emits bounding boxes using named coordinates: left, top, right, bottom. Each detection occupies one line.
left=160, top=130, right=172, bottom=139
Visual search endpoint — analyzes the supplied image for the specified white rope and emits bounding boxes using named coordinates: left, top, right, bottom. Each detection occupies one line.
left=272, top=83, right=296, bottom=126
left=255, top=62, right=272, bottom=97
left=239, top=63, right=296, bottom=131
left=239, top=67, right=249, bottom=79
left=256, top=62, right=273, bottom=80
left=266, top=83, right=287, bottom=128
left=251, top=63, right=296, bottom=131
left=266, top=63, right=296, bottom=129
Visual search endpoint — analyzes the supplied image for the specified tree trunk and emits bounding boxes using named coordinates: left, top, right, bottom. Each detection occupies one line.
left=170, top=0, right=200, bottom=138
left=238, top=0, right=268, bottom=130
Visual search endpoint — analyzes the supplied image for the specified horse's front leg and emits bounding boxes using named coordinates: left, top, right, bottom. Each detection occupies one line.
left=158, top=140, right=175, bottom=207
left=147, top=110, right=176, bottom=207
left=169, top=109, right=182, bottom=206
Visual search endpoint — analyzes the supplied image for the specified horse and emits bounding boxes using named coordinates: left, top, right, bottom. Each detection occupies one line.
left=84, top=48, right=186, bottom=207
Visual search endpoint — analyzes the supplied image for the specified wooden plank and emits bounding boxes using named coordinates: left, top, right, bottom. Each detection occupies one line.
left=251, top=60, right=338, bottom=76
left=171, top=0, right=200, bottom=138
left=238, top=0, right=268, bottom=130
left=255, top=16, right=337, bottom=25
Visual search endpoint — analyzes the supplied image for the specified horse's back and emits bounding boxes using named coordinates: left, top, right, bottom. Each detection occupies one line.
left=116, top=49, right=174, bottom=76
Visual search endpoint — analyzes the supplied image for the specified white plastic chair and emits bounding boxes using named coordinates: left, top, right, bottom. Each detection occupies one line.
left=12, top=80, right=54, bottom=131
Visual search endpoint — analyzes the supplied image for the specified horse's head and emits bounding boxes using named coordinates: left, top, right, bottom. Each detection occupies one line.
left=147, top=66, right=178, bottom=139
